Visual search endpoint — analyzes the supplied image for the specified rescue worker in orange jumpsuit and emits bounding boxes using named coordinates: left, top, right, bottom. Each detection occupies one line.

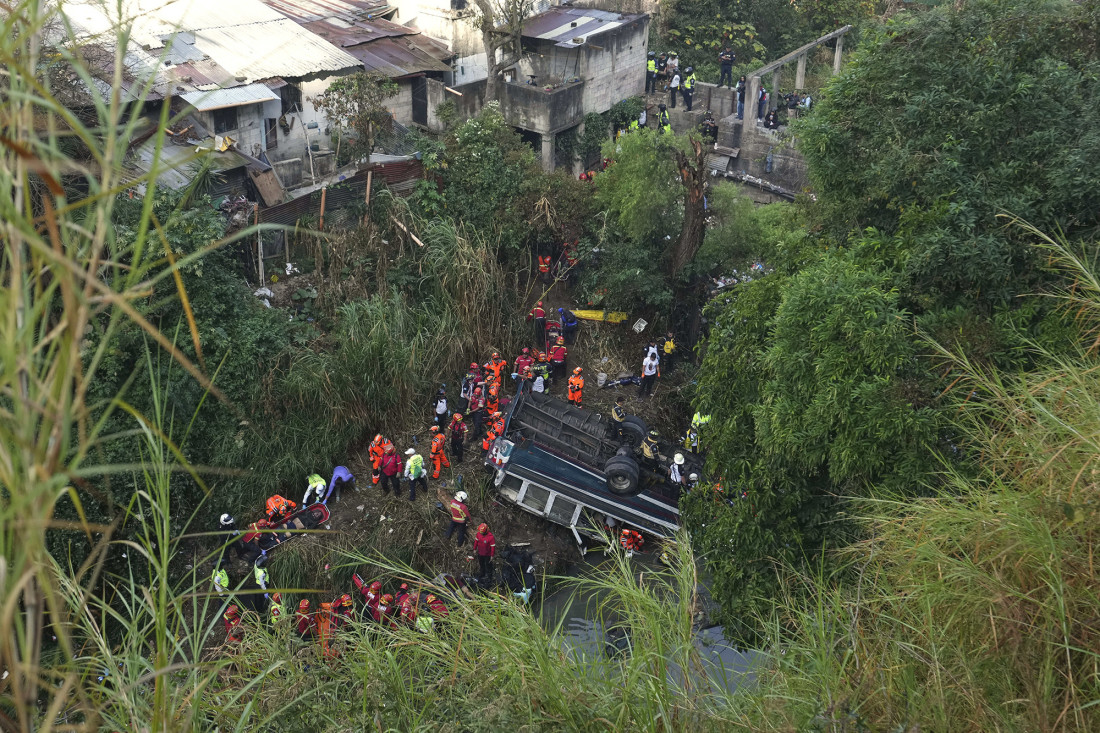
left=484, top=352, right=507, bottom=384
left=296, top=599, right=316, bottom=639
left=485, top=381, right=500, bottom=415
left=527, top=301, right=547, bottom=343
left=429, top=426, right=450, bottom=479
left=549, top=337, right=568, bottom=382
left=537, top=253, right=553, bottom=283
left=449, top=413, right=468, bottom=463
left=316, top=602, right=338, bottom=658
left=619, top=529, right=644, bottom=555
left=369, top=434, right=394, bottom=486
left=223, top=604, right=244, bottom=641
left=482, top=411, right=505, bottom=451
left=567, top=367, right=584, bottom=407
left=265, top=494, right=297, bottom=522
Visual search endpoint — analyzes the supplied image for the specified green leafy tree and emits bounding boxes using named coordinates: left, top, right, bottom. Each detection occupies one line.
left=690, top=0, right=1100, bottom=639
left=312, top=71, right=399, bottom=161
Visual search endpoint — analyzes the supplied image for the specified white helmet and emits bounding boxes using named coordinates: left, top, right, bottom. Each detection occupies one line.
left=673, top=453, right=685, bottom=465
left=688, top=473, right=699, bottom=482
left=220, top=513, right=233, bottom=526
left=455, top=491, right=468, bottom=503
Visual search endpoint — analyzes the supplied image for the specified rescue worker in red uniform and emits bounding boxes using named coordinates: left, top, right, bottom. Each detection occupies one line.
left=373, top=593, right=397, bottom=628
left=468, top=386, right=486, bottom=440
left=265, top=494, right=297, bottom=522
left=296, top=599, right=316, bottom=639
left=567, top=367, right=584, bottom=407
left=474, top=523, right=496, bottom=580
left=425, top=593, right=449, bottom=619
left=482, top=411, right=505, bottom=451
left=357, top=579, right=382, bottom=621
left=223, top=604, right=243, bottom=641
left=549, top=337, right=568, bottom=382
left=445, top=491, right=470, bottom=546
left=448, top=413, right=468, bottom=463
left=333, top=593, right=355, bottom=627
left=527, top=301, right=547, bottom=343
left=368, top=434, right=393, bottom=486
left=514, top=347, right=534, bottom=377
left=429, top=426, right=450, bottom=479
left=378, top=444, right=403, bottom=495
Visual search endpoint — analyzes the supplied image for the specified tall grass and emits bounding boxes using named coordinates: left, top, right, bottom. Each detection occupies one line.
left=211, top=536, right=752, bottom=731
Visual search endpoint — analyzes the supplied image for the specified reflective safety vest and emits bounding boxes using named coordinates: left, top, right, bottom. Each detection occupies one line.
left=691, top=411, right=712, bottom=429
left=647, top=59, right=656, bottom=73
left=449, top=499, right=470, bottom=523
left=270, top=600, right=285, bottom=623
left=628, top=120, right=639, bottom=131
left=641, top=437, right=659, bottom=459
left=658, top=111, right=671, bottom=133
left=684, top=73, right=696, bottom=91
left=612, top=404, right=626, bottom=423
left=663, top=337, right=676, bottom=355
left=212, top=567, right=229, bottom=589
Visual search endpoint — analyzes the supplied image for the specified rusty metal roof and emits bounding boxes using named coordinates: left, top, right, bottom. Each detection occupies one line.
left=264, top=0, right=453, bottom=76
left=262, top=0, right=395, bottom=26
left=521, top=7, right=646, bottom=48
left=338, top=35, right=450, bottom=76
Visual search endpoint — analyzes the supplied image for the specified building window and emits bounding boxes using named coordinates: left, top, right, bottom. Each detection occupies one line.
left=212, top=107, right=238, bottom=134
left=265, top=118, right=278, bottom=149
left=280, top=85, right=302, bottom=115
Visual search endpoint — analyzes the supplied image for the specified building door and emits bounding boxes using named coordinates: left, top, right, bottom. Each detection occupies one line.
left=412, top=77, right=428, bottom=127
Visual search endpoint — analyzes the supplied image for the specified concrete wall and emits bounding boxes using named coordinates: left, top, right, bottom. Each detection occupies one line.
left=392, top=0, right=486, bottom=84
left=499, top=80, right=584, bottom=134
left=578, top=17, right=648, bottom=114
left=717, top=116, right=810, bottom=194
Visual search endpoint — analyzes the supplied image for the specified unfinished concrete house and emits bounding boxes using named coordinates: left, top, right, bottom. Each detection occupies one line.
left=500, top=6, right=649, bottom=171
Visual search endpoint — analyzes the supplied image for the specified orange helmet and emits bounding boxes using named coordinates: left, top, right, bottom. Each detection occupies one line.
left=492, top=411, right=502, bottom=418
left=538, top=353, right=547, bottom=362
left=491, top=352, right=499, bottom=359
left=374, top=433, right=383, bottom=443
left=430, top=425, right=439, bottom=432
left=478, top=523, right=489, bottom=534
left=453, top=413, right=463, bottom=420
left=369, top=581, right=382, bottom=593
left=380, top=594, right=394, bottom=605
left=340, top=594, right=353, bottom=607
left=621, top=529, right=630, bottom=537
left=426, top=594, right=437, bottom=603
left=272, top=592, right=282, bottom=603
left=298, top=599, right=310, bottom=610
left=573, top=367, right=582, bottom=375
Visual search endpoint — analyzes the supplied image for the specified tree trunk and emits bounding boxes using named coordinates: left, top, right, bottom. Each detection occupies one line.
left=671, top=136, right=707, bottom=274
left=473, top=0, right=503, bottom=102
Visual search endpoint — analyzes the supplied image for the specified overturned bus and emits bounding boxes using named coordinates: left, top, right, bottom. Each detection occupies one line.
left=484, top=391, right=700, bottom=545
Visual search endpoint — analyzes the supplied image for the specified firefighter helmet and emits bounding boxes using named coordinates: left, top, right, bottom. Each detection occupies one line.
left=219, top=513, right=234, bottom=526
left=430, top=425, right=439, bottom=433
left=455, top=491, right=468, bottom=503
left=380, top=594, right=394, bottom=605
left=298, top=599, right=310, bottom=610
left=272, top=592, right=282, bottom=603
left=573, top=367, right=582, bottom=375
left=454, top=413, right=463, bottom=420
left=369, top=581, right=382, bottom=593
left=478, top=523, right=489, bottom=534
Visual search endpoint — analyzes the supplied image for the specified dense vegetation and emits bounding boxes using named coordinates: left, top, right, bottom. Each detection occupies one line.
left=3, top=0, right=1100, bottom=730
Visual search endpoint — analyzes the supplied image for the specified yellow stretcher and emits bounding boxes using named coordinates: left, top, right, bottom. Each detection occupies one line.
left=570, top=309, right=629, bottom=324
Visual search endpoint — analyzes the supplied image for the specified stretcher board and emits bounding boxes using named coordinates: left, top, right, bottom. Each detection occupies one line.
left=571, top=309, right=629, bottom=324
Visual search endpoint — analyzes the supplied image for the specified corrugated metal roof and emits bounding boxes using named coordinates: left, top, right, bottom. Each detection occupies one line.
left=194, top=18, right=360, bottom=79
left=263, top=0, right=395, bottom=26
left=521, top=7, right=645, bottom=48
left=65, top=0, right=360, bottom=84
left=181, top=82, right=280, bottom=110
